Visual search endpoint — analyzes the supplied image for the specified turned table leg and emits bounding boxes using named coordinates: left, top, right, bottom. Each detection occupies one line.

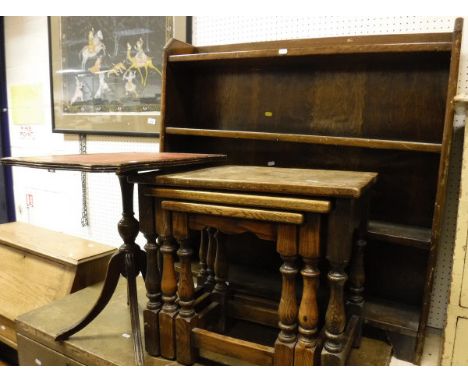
left=138, top=186, right=162, bottom=357
left=347, top=193, right=369, bottom=348
left=322, top=199, right=355, bottom=366
left=197, top=228, right=208, bottom=287
left=295, top=216, right=321, bottom=365
left=323, top=261, right=348, bottom=364
left=56, top=172, right=145, bottom=366
left=274, top=224, right=299, bottom=366
left=205, top=227, right=216, bottom=290
left=213, top=230, right=229, bottom=333
left=173, top=212, right=198, bottom=365
left=158, top=207, right=178, bottom=360
left=347, top=237, right=366, bottom=348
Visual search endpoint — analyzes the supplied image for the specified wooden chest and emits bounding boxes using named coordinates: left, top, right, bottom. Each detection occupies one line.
left=0, top=222, right=115, bottom=349
left=15, top=278, right=179, bottom=366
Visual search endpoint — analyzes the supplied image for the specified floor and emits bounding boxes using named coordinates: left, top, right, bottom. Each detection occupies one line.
left=0, top=327, right=444, bottom=366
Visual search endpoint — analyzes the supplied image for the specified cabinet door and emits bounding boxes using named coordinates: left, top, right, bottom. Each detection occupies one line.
left=453, top=318, right=468, bottom=365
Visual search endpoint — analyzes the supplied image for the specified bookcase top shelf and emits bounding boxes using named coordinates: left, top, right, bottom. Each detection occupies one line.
left=167, top=32, right=455, bottom=63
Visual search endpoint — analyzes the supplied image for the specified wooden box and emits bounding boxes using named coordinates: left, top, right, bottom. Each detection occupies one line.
left=157, top=20, right=463, bottom=362
left=0, top=222, right=115, bottom=349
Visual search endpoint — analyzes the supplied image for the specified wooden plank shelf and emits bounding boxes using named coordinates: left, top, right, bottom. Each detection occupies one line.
left=166, top=127, right=442, bottom=153
left=364, top=299, right=420, bottom=337
left=169, top=42, right=452, bottom=63
left=367, top=220, right=432, bottom=250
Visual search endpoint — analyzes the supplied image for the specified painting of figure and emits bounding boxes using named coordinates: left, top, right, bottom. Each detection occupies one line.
left=59, top=16, right=167, bottom=114
left=49, top=16, right=187, bottom=135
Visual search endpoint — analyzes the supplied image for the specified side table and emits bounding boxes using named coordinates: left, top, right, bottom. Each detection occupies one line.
left=1, top=152, right=225, bottom=365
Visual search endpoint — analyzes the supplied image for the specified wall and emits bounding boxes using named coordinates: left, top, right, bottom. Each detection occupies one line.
left=4, top=17, right=157, bottom=249
left=4, top=16, right=468, bottom=329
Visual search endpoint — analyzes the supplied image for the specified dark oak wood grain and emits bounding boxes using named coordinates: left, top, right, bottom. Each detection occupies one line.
left=138, top=186, right=161, bottom=357
left=367, top=221, right=431, bottom=250
left=157, top=207, right=178, bottom=360
left=172, top=212, right=198, bottom=365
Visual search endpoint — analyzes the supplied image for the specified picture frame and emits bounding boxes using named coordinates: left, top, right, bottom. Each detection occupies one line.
left=48, top=16, right=189, bottom=137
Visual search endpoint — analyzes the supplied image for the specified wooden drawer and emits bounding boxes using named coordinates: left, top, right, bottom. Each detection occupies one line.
left=17, top=334, right=83, bottom=366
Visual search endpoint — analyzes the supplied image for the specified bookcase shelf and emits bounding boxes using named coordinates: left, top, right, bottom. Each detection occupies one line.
left=166, top=127, right=442, bottom=153
left=367, top=221, right=432, bottom=250
left=169, top=42, right=452, bottom=63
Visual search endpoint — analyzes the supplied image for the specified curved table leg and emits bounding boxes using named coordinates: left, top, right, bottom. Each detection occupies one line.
left=55, top=173, right=146, bottom=366
left=55, top=250, right=124, bottom=341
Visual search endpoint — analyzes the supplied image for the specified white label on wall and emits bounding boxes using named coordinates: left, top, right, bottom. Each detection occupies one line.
left=147, top=118, right=156, bottom=125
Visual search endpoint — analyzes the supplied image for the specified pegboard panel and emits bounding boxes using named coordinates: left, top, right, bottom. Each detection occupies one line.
left=193, top=16, right=468, bottom=329
left=193, top=16, right=457, bottom=45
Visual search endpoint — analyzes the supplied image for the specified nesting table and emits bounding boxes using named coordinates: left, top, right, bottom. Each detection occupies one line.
left=135, top=165, right=377, bottom=365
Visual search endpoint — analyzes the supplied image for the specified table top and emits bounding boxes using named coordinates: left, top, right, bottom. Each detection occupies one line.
left=154, top=165, right=378, bottom=198
left=0, top=152, right=226, bottom=173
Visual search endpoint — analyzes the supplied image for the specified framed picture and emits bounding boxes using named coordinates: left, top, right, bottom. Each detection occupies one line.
left=48, top=16, right=189, bottom=136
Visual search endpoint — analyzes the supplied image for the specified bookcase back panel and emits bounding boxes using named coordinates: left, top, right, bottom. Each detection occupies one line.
left=166, top=52, right=450, bottom=143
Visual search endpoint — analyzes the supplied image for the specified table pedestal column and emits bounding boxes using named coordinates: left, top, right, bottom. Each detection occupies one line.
left=56, top=173, right=146, bottom=365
